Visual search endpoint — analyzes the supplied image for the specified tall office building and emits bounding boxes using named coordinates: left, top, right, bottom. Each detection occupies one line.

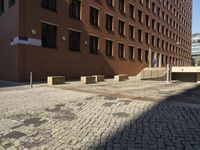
left=192, top=33, right=200, bottom=65
left=0, top=0, right=192, bottom=81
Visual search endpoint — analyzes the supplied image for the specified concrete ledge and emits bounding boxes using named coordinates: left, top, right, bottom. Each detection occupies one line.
left=93, top=75, right=104, bottom=82
left=48, top=76, right=65, bottom=85
left=114, top=74, right=129, bottom=81
left=81, top=76, right=96, bottom=84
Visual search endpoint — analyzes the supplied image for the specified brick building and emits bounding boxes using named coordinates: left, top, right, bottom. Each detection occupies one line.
left=0, top=0, right=192, bottom=81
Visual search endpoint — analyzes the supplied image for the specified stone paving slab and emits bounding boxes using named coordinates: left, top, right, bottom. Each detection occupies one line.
left=0, top=81, right=200, bottom=149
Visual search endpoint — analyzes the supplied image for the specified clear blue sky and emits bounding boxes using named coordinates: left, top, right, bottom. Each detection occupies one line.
left=193, top=0, right=200, bottom=33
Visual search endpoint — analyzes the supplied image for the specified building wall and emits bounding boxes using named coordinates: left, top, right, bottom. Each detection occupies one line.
left=0, top=0, right=193, bottom=81
left=192, top=33, right=200, bottom=65
left=0, top=1, right=20, bottom=81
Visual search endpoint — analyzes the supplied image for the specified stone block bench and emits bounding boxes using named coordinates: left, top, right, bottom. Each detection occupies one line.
left=114, top=74, right=129, bottom=81
left=47, top=76, right=65, bottom=85
left=81, top=76, right=96, bottom=84
left=93, top=75, right=104, bottom=82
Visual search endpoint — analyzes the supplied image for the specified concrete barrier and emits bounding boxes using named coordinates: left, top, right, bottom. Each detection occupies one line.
left=197, top=73, right=200, bottom=83
left=114, top=74, right=129, bottom=81
left=93, top=75, right=104, bottom=82
left=81, top=76, right=96, bottom=84
left=47, top=76, right=65, bottom=85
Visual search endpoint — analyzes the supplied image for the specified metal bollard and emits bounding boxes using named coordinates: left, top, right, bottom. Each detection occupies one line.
left=30, top=72, right=33, bottom=88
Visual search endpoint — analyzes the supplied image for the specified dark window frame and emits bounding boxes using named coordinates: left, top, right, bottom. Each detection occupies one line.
left=90, top=6, right=99, bottom=26
left=129, top=46, right=134, bottom=60
left=69, top=0, right=81, bottom=20
left=89, top=35, right=99, bottom=54
left=69, top=30, right=81, bottom=52
left=106, top=14, right=113, bottom=32
left=41, top=0, right=57, bottom=11
left=9, top=0, right=15, bottom=8
left=106, top=40, right=113, bottom=57
left=41, top=23, right=57, bottom=48
left=118, top=43, right=125, bottom=58
left=0, top=0, right=4, bottom=14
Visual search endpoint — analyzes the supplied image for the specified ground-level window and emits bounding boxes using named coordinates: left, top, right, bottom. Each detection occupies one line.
left=89, top=35, right=99, bottom=54
left=69, top=30, right=81, bottom=52
left=42, top=23, right=57, bottom=48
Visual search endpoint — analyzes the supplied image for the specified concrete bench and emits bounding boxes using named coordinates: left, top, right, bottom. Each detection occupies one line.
left=197, top=73, right=200, bottom=83
left=81, top=76, right=96, bottom=84
left=93, top=75, right=104, bottom=82
left=114, top=74, right=129, bottom=81
left=47, top=76, right=65, bottom=85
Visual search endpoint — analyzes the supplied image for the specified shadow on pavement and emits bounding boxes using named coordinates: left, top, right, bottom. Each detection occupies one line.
left=94, top=84, right=200, bottom=150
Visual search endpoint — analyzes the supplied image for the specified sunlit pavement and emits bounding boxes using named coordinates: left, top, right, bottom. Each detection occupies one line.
left=0, top=80, right=200, bottom=150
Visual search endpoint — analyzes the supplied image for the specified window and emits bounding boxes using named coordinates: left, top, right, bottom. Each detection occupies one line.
left=129, top=4, right=135, bottom=18
left=42, top=0, right=56, bottom=11
left=42, top=23, right=57, bottom=48
left=106, top=14, right=113, bottom=31
left=145, top=50, right=149, bottom=62
left=157, top=38, right=160, bottom=48
left=146, top=0, right=150, bottom=9
left=129, top=46, right=134, bottom=59
left=151, top=35, right=155, bottom=46
left=162, top=40, right=164, bottom=49
left=152, top=19, right=155, bottom=30
left=119, top=0, right=125, bottom=13
left=90, top=7, right=99, bottom=26
left=129, top=25, right=134, bottom=39
left=69, top=30, right=80, bottom=52
left=162, top=55, right=164, bottom=64
left=152, top=2, right=156, bottom=14
left=69, top=0, right=81, bottom=19
left=138, top=48, right=142, bottom=61
left=145, top=32, right=149, bottom=45
left=106, top=40, right=113, bottom=56
left=138, top=10, right=143, bottom=23
left=118, top=43, right=125, bottom=58
left=157, top=22, right=160, bottom=33
left=139, top=0, right=143, bottom=5
left=138, top=29, right=142, bottom=42
left=119, top=20, right=125, bottom=36
left=9, top=0, right=15, bottom=7
left=166, top=56, right=168, bottom=64
left=145, top=15, right=149, bottom=27
left=89, top=35, right=99, bottom=54
left=0, top=0, right=4, bottom=14
left=157, top=7, right=161, bottom=17
left=107, top=0, right=114, bottom=7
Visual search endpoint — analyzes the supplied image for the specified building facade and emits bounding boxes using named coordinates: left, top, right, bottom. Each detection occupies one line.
left=0, top=0, right=192, bottom=81
left=192, top=33, right=200, bottom=66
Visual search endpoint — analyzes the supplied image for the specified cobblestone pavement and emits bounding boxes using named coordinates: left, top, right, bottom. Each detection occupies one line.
left=0, top=81, right=200, bottom=150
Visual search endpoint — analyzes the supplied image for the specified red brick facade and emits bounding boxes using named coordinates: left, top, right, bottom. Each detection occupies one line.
left=0, top=0, right=192, bottom=81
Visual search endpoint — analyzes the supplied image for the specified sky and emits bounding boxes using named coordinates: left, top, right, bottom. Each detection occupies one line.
left=192, top=0, right=200, bottom=34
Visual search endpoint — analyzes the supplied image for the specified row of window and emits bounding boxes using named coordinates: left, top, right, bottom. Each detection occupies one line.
left=41, top=0, right=191, bottom=34
left=0, top=0, right=15, bottom=14
left=41, top=23, right=190, bottom=60
left=41, top=0, right=191, bottom=53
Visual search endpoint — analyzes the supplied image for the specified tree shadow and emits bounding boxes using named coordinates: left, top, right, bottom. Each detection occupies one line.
left=94, top=84, right=200, bottom=150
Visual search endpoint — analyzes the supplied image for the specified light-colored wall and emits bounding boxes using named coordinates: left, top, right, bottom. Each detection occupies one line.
left=172, top=67, right=200, bottom=73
